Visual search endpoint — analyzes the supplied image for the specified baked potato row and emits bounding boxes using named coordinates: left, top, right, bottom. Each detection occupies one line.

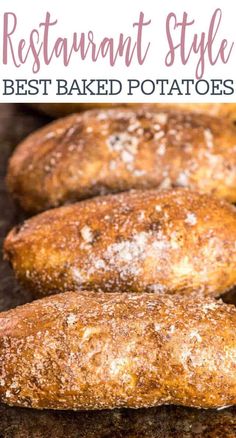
left=7, top=106, right=236, bottom=213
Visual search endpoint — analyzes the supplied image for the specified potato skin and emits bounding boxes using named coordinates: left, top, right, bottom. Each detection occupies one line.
left=29, top=103, right=128, bottom=117
left=4, top=189, right=236, bottom=298
left=30, top=103, right=236, bottom=122
left=0, top=291, right=236, bottom=409
left=0, top=292, right=236, bottom=409
left=160, top=103, right=236, bottom=122
left=7, top=106, right=236, bottom=212
left=0, top=404, right=236, bottom=438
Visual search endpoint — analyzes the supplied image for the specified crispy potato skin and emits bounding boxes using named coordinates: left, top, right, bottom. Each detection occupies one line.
left=29, top=103, right=127, bottom=117
left=31, top=103, right=236, bottom=122
left=4, top=189, right=236, bottom=297
left=0, top=404, right=236, bottom=438
left=7, top=106, right=236, bottom=212
left=161, top=103, right=236, bottom=122
left=0, top=292, right=236, bottom=409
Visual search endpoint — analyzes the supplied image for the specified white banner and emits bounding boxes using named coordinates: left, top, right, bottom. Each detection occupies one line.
left=0, top=0, right=235, bottom=102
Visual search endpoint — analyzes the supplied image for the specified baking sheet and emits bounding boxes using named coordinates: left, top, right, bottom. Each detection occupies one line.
left=0, top=103, right=235, bottom=437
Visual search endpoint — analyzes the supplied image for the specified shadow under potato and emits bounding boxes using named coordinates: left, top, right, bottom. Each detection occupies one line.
left=0, top=104, right=50, bottom=311
left=0, top=404, right=236, bottom=438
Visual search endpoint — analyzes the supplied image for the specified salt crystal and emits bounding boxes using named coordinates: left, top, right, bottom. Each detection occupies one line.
left=94, top=259, right=106, bottom=269
left=133, top=169, right=147, bottom=177
left=81, top=225, right=93, bottom=243
left=154, top=323, right=162, bottom=331
left=72, top=268, right=84, bottom=284
left=67, top=314, right=77, bottom=326
left=189, top=330, right=202, bottom=342
left=121, top=150, right=134, bottom=163
left=204, top=129, right=214, bottom=148
left=109, top=160, right=117, bottom=170
left=158, top=177, right=172, bottom=190
left=157, top=143, right=166, bottom=155
left=185, top=213, right=197, bottom=226
left=155, top=113, right=168, bottom=125
left=86, top=126, right=93, bottom=133
left=45, top=131, right=55, bottom=140
left=154, top=131, right=165, bottom=141
left=176, top=172, right=189, bottom=187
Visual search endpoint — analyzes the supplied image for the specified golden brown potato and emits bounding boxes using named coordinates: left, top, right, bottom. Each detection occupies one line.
left=4, top=189, right=236, bottom=298
left=7, top=106, right=236, bottom=213
left=0, top=291, right=236, bottom=409
left=0, top=404, right=236, bottom=438
left=29, top=103, right=128, bottom=117
left=30, top=103, right=236, bottom=122
left=160, top=103, right=236, bottom=123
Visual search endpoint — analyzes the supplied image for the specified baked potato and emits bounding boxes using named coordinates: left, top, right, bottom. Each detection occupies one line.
left=30, top=103, right=236, bottom=122
left=7, top=106, right=236, bottom=213
left=4, top=189, right=236, bottom=297
left=0, top=291, right=236, bottom=409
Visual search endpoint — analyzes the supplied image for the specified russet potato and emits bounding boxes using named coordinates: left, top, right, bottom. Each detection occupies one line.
left=7, top=106, right=236, bottom=213
left=0, top=292, right=236, bottom=410
left=4, top=189, right=236, bottom=297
